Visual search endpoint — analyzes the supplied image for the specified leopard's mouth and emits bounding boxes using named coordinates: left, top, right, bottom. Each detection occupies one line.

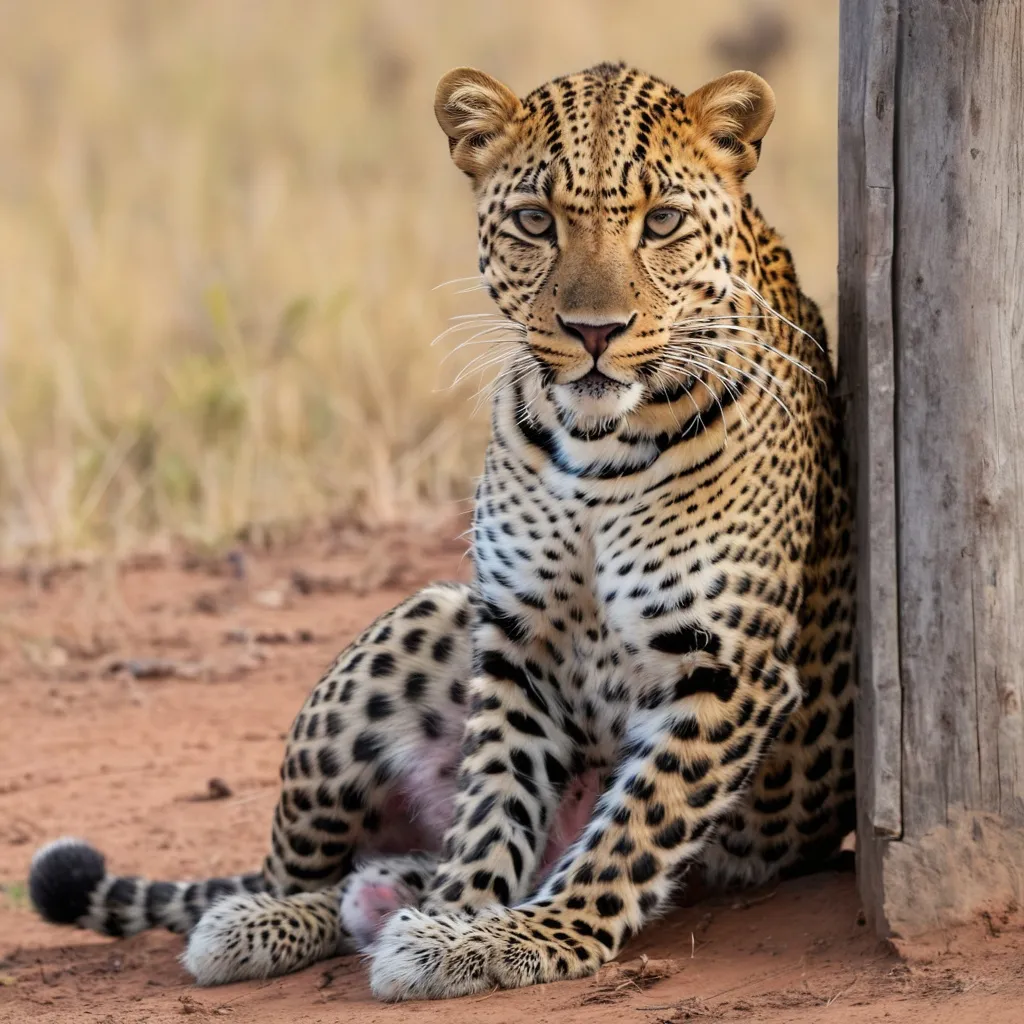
left=563, top=367, right=630, bottom=395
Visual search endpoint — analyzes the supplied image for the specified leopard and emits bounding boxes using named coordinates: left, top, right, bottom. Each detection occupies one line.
left=28, top=61, right=855, bottom=1001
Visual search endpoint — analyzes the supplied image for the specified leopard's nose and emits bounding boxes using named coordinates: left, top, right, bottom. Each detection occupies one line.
left=556, top=315, right=635, bottom=359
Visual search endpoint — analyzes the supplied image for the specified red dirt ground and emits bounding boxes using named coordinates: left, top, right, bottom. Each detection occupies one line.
left=1, top=524, right=1022, bottom=1023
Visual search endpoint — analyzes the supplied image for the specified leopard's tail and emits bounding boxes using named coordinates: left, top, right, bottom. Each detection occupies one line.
left=28, top=837, right=266, bottom=937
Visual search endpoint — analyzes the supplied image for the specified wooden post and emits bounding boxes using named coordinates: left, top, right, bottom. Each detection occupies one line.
left=840, top=0, right=1024, bottom=937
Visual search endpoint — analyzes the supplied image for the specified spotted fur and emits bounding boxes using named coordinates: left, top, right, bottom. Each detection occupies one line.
left=29, top=62, right=854, bottom=1000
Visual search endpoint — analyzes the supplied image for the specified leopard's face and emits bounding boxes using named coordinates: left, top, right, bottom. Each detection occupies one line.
left=435, top=63, right=776, bottom=427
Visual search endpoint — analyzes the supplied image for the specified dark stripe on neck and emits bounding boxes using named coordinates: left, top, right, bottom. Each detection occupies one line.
left=621, top=379, right=746, bottom=453
left=507, top=379, right=746, bottom=482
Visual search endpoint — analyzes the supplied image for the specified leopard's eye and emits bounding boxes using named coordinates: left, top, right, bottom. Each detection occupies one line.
left=644, top=207, right=684, bottom=240
left=514, top=208, right=554, bottom=238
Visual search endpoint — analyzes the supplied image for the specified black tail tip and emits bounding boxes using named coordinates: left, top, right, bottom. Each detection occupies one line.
left=29, top=838, right=106, bottom=925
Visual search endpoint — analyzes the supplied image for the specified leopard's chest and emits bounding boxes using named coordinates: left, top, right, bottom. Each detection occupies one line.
left=593, top=489, right=732, bottom=664
left=472, top=468, right=720, bottom=756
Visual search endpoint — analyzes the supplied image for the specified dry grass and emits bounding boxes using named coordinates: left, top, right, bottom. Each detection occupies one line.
left=0, top=0, right=837, bottom=558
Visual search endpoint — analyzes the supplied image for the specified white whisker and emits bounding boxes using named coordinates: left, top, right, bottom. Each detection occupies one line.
left=660, top=357, right=736, bottom=440
left=440, top=327, right=525, bottom=364
left=431, top=275, right=485, bottom=292
left=672, top=323, right=770, bottom=341
left=450, top=347, right=524, bottom=388
left=431, top=317, right=526, bottom=349
left=471, top=354, right=536, bottom=411
left=683, top=349, right=792, bottom=420
left=450, top=354, right=516, bottom=389
left=657, top=367, right=707, bottom=432
left=670, top=327, right=822, bottom=383
left=674, top=314, right=776, bottom=325
left=730, top=275, right=826, bottom=353
left=430, top=321, right=502, bottom=346
left=697, top=341, right=791, bottom=396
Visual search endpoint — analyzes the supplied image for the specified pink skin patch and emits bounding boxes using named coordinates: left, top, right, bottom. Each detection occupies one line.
left=539, top=768, right=604, bottom=874
left=341, top=868, right=424, bottom=950
left=347, top=760, right=606, bottom=944
left=344, top=883, right=406, bottom=949
left=370, top=740, right=461, bottom=854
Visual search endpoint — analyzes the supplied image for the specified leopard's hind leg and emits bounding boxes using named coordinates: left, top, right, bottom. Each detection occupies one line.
left=181, top=582, right=475, bottom=984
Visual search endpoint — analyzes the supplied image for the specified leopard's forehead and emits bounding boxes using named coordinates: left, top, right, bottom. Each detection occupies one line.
left=525, top=62, right=680, bottom=111
left=507, top=63, right=713, bottom=221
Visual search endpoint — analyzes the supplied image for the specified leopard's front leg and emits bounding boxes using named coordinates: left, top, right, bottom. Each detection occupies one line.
left=369, top=654, right=800, bottom=1000
left=418, top=632, right=578, bottom=917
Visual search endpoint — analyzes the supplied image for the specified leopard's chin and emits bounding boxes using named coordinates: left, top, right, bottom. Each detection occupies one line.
left=553, top=371, right=643, bottom=428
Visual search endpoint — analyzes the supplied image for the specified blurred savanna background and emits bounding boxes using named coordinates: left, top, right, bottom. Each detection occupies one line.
left=0, top=0, right=838, bottom=560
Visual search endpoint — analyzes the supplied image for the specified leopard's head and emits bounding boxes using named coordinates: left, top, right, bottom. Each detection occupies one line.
left=435, top=62, right=775, bottom=429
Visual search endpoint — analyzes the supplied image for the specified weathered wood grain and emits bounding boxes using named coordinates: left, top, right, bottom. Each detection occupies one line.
left=895, top=0, right=1024, bottom=838
left=841, top=0, right=1024, bottom=935
left=839, top=0, right=902, bottom=927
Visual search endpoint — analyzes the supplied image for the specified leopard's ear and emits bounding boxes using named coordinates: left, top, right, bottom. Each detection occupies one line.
left=435, top=68, right=523, bottom=178
left=684, top=71, right=776, bottom=175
